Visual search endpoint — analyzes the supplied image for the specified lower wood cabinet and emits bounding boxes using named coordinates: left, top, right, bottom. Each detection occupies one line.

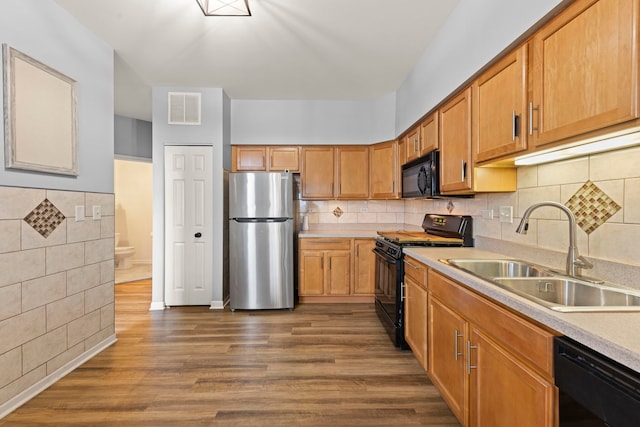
left=428, top=269, right=558, bottom=426
left=353, top=239, right=376, bottom=295
left=404, top=256, right=428, bottom=370
left=429, top=294, right=468, bottom=422
left=298, top=237, right=375, bottom=301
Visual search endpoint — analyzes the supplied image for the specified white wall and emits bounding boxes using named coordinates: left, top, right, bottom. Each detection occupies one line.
left=151, top=87, right=228, bottom=309
left=0, top=0, right=114, bottom=194
left=395, top=0, right=566, bottom=133
left=231, top=92, right=396, bottom=145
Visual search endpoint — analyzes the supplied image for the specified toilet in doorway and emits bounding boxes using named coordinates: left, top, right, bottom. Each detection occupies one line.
left=114, top=233, right=136, bottom=269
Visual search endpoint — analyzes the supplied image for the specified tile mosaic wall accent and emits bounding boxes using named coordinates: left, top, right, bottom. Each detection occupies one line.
left=0, top=186, right=115, bottom=408
left=23, top=199, right=65, bottom=238
left=565, top=180, right=621, bottom=234
left=332, top=206, right=343, bottom=218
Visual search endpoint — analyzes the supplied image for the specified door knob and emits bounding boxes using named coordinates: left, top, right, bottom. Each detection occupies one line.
left=194, top=232, right=202, bottom=238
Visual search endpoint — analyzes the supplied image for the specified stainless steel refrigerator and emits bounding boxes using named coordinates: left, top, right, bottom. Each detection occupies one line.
left=229, top=172, right=294, bottom=310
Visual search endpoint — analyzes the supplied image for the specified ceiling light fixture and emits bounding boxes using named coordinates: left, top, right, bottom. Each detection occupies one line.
left=514, top=128, right=640, bottom=166
left=196, top=0, right=251, bottom=16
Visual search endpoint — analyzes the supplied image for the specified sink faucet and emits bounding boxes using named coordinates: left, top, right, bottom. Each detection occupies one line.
left=515, top=201, right=592, bottom=278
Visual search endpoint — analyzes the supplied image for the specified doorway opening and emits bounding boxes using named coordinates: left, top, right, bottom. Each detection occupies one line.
left=114, top=157, right=153, bottom=285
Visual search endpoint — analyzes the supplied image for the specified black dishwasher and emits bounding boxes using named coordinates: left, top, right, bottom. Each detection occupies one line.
left=555, top=336, right=640, bottom=426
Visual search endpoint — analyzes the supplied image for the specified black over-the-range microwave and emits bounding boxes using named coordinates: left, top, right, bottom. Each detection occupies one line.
left=402, top=151, right=440, bottom=198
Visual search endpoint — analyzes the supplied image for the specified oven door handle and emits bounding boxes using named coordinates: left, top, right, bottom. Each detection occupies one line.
left=373, top=248, right=398, bottom=264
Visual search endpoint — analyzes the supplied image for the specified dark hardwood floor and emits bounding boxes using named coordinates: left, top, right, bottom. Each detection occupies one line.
left=1, top=280, right=459, bottom=426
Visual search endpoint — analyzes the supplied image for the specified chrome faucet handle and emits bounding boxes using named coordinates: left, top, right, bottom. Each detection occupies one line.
left=574, top=255, right=593, bottom=270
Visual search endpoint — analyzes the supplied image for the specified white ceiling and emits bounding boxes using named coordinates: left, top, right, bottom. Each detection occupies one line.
left=54, top=0, right=460, bottom=121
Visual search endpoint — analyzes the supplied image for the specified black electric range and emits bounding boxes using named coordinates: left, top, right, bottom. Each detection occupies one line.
left=373, top=214, right=473, bottom=348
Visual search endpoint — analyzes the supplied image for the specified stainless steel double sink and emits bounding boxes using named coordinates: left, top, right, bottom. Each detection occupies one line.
left=440, top=258, right=640, bottom=312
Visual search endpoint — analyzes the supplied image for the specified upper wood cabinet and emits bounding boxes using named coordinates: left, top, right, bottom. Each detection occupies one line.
left=420, top=113, right=439, bottom=154
left=336, top=146, right=369, bottom=199
left=232, top=146, right=300, bottom=172
left=439, top=87, right=473, bottom=193
left=301, top=146, right=335, bottom=199
left=268, top=146, right=300, bottom=171
left=301, top=146, right=369, bottom=200
left=370, top=140, right=399, bottom=199
left=473, top=44, right=528, bottom=163
left=530, top=0, right=640, bottom=148
left=233, top=146, right=267, bottom=171
left=404, top=127, right=421, bottom=162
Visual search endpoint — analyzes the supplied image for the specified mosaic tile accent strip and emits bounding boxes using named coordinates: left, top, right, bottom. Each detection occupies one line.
left=565, top=181, right=621, bottom=235
left=333, top=206, right=343, bottom=218
left=24, top=199, right=66, bottom=238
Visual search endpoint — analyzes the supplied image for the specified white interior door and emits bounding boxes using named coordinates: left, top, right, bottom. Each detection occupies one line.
left=164, top=145, right=213, bottom=306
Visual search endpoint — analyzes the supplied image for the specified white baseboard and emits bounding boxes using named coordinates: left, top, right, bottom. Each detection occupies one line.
left=209, top=299, right=226, bottom=310
left=149, top=301, right=165, bottom=311
left=0, top=335, right=117, bottom=420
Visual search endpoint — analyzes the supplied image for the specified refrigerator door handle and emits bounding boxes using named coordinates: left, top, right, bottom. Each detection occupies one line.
left=232, top=218, right=290, bottom=223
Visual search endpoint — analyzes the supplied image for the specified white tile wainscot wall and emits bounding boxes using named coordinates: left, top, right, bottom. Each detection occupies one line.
left=0, top=186, right=116, bottom=417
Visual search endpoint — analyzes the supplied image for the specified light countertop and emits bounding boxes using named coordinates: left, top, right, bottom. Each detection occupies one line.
left=404, top=246, right=640, bottom=374
left=298, top=229, right=380, bottom=238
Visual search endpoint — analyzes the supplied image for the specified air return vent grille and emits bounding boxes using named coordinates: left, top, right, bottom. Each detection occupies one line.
left=168, top=92, right=201, bottom=125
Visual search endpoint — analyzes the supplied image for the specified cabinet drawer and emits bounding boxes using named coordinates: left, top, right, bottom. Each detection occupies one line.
left=299, top=238, right=351, bottom=251
left=404, top=256, right=427, bottom=287
left=429, top=270, right=556, bottom=378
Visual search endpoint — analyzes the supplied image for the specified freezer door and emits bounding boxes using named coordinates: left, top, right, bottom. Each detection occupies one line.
left=229, top=219, right=294, bottom=310
left=229, top=172, right=293, bottom=219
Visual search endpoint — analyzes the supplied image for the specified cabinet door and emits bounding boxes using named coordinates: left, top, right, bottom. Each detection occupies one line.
left=398, top=136, right=407, bottom=167
left=531, top=0, right=639, bottom=147
left=369, top=141, right=398, bottom=199
left=469, top=328, right=557, bottom=427
left=429, top=295, right=468, bottom=425
left=419, top=113, right=438, bottom=155
left=299, top=250, right=325, bottom=296
left=301, top=147, right=335, bottom=199
left=268, top=146, right=300, bottom=172
left=405, top=127, right=421, bottom=162
left=336, top=146, right=369, bottom=199
left=474, top=45, right=528, bottom=163
left=353, top=239, right=376, bottom=295
left=439, top=88, right=473, bottom=193
left=326, top=251, right=351, bottom=295
left=233, top=146, right=267, bottom=171
left=405, top=277, right=428, bottom=371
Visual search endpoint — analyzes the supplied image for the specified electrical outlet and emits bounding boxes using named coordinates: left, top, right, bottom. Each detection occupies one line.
left=75, top=205, right=85, bottom=221
left=92, top=205, right=102, bottom=220
left=499, top=206, right=513, bottom=223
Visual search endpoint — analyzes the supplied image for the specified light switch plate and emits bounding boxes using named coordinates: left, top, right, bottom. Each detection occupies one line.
left=92, top=205, right=102, bottom=220
left=75, top=205, right=85, bottom=221
left=499, top=206, right=513, bottom=223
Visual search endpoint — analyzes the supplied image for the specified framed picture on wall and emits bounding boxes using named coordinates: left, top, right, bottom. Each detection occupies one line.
left=2, top=44, right=78, bottom=176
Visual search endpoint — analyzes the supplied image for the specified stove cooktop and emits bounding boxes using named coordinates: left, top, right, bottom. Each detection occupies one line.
left=377, top=230, right=463, bottom=245
left=377, top=214, right=474, bottom=247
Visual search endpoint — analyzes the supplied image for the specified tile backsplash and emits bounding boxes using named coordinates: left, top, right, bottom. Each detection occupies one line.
left=0, top=186, right=115, bottom=409
left=299, top=145, right=640, bottom=275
